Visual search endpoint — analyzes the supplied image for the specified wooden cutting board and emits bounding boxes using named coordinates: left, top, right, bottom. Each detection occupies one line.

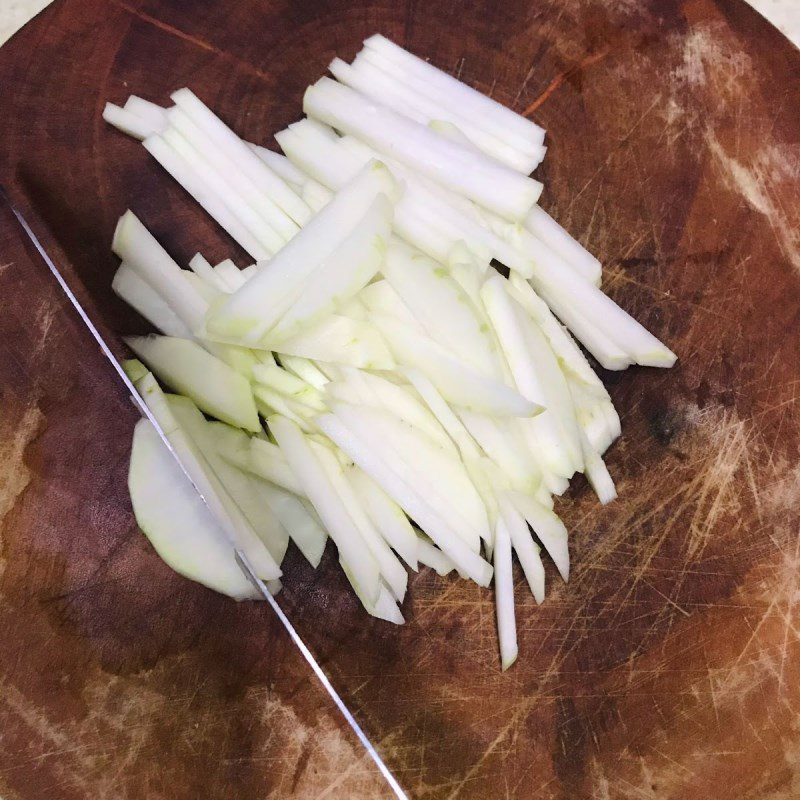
left=2, top=0, right=799, bottom=797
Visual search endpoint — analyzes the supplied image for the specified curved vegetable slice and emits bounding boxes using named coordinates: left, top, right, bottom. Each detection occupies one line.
left=125, top=335, right=259, bottom=432
left=129, top=419, right=259, bottom=600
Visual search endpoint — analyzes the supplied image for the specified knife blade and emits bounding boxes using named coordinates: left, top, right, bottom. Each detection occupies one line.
left=1, top=186, right=407, bottom=800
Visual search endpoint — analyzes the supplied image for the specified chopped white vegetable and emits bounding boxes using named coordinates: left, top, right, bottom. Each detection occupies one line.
left=125, top=335, right=260, bottom=432
left=304, top=77, right=542, bottom=221
left=269, top=414, right=381, bottom=604
left=493, top=515, right=518, bottom=670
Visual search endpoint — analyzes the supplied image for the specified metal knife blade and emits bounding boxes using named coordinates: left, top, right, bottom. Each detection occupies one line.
left=1, top=186, right=407, bottom=800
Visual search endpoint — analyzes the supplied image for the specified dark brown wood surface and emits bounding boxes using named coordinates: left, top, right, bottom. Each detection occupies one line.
left=2, top=0, right=800, bottom=797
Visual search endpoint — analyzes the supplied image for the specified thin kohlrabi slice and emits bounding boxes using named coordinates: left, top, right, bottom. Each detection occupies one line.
left=506, top=273, right=608, bottom=391
left=134, top=372, right=281, bottom=580
left=214, top=259, right=247, bottom=292
left=189, top=253, right=230, bottom=293
left=252, top=364, right=326, bottom=411
left=332, top=57, right=538, bottom=174
left=506, top=490, right=570, bottom=582
left=416, top=537, right=456, bottom=576
left=525, top=205, right=602, bottom=286
left=104, top=103, right=161, bottom=140
left=112, top=263, right=192, bottom=339
left=317, top=413, right=493, bottom=586
left=188, top=415, right=290, bottom=565
left=269, top=415, right=381, bottom=604
left=267, top=193, right=393, bottom=341
left=112, top=211, right=209, bottom=332
left=303, top=77, right=541, bottom=221
left=338, top=368, right=456, bottom=456
left=372, top=315, right=539, bottom=418
left=171, top=88, right=312, bottom=226
left=272, top=314, right=394, bottom=370
left=381, top=239, right=502, bottom=378
left=493, top=515, right=518, bottom=671
left=360, top=35, right=546, bottom=150
left=312, top=442, right=408, bottom=602
left=577, top=428, right=617, bottom=505
left=166, top=105, right=299, bottom=242
left=359, top=280, right=423, bottom=331
left=260, top=483, right=327, bottom=568
left=277, top=355, right=330, bottom=390
left=123, top=96, right=169, bottom=131
left=205, top=160, right=397, bottom=343
left=161, top=126, right=287, bottom=255
left=458, top=411, right=540, bottom=495
left=348, top=467, right=419, bottom=570
left=129, top=418, right=259, bottom=600
left=142, top=135, right=272, bottom=261
left=125, top=335, right=259, bottom=432
left=500, top=496, right=545, bottom=604
left=332, top=401, right=489, bottom=550
left=221, top=435, right=304, bottom=497
left=248, top=143, right=308, bottom=187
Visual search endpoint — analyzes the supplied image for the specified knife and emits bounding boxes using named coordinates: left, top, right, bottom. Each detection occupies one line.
left=1, top=186, right=407, bottom=800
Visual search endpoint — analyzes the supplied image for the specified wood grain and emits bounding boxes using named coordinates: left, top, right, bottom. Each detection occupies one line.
left=1, top=0, right=799, bottom=797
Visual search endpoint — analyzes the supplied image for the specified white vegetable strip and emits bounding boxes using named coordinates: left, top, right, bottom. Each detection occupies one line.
left=332, top=57, right=541, bottom=174
left=312, top=441, right=408, bottom=602
left=480, top=275, right=548, bottom=415
left=269, top=415, right=381, bottom=603
left=253, top=364, right=326, bottom=411
left=459, top=411, right=540, bottom=494
left=373, top=315, right=539, bottom=417
left=112, top=262, right=192, bottom=339
left=249, top=143, right=308, bottom=187
left=206, top=160, right=396, bottom=343
left=507, top=490, right=570, bottom=582
left=359, top=280, right=423, bottom=331
left=124, top=96, right=169, bottom=131
left=578, top=429, right=617, bottom=505
left=103, top=103, right=159, bottom=140
left=272, top=314, right=394, bottom=370
left=277, top=355, right=330, bottom=389
left=171, top=88, right=312, bottom=226
left=303, top=77, right=542, bottom=221
left=332, top=402, right=487, bottom=551
left=112, top=211, right=209, bottom=332
left=213, top=259, right=247, bottom=292
left=142, top=135, right=271, bottom=260
left=339, top=368, right=456, bottom=455
left=416, top=538, right=456, bottom=576
left=349, top=467, right=419, bottom=570
left=361, top=35, right=545, bottom=150
left=525, top=205, right=602, bottom=286
left=167, top=106, right=298, bottom=242
left=317, top=413, right=493, bottom=586
left=220, top=436, right=305, bottom=497
left=161, top=126, right=286, bottom=255
left=507, top=273, right=608, bottom=390
left=493, top=515, right=518, bottom=670
left=275, top=128, right=359, bottom=192
left=189, top=253, right=230, bottom=293
left=501, top=496, right=545, bottom=604
left=269, top=194, right=393, bottom=340
left=261, top=482, right=327, bottom=568
left=382, top=239, right=502, bottom=377
left=125, top=335, right=261, bottom=432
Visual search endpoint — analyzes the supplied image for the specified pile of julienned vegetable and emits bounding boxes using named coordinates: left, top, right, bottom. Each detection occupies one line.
left=103, top=34, right=676, bottom=669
